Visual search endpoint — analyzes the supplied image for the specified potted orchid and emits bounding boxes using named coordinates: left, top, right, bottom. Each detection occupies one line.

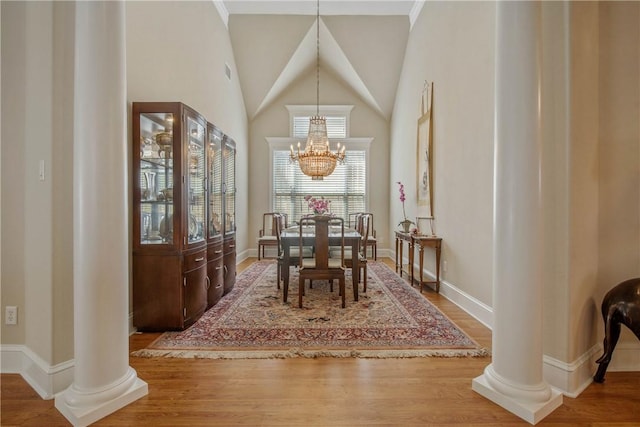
left=397, top=181, right=414, bottom=233
left=304, top=195, right=331, bottom=215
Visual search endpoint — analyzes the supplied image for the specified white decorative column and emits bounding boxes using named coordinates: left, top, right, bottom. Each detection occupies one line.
left=54, top=2, right=147, bottom=426
left=472, top=2, right=562, bottom=424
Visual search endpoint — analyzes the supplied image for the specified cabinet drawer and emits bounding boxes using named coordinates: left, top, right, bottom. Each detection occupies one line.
left=224, top=238, right=236, bottom=254
left=184, top=250, right=207, bottom=272
left=208, top=241, right=224, bottom=261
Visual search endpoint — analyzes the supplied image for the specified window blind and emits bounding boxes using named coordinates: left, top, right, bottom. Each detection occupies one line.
left=293, top=116, right=347, bottom=139
left=273, top=150, right=366, bottom=223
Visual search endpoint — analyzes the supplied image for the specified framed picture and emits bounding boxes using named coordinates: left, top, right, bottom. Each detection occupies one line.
left=416, top=216, right=435, bottom=236
left=417, top=81, right=433, bottom=216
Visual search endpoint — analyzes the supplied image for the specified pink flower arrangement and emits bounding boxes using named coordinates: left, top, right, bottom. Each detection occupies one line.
left=304, top=195, right=331, bottom=215
left=397, top=181, right=414, bottom=227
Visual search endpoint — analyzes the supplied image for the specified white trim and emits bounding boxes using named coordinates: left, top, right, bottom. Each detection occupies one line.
left=543, top=345, right=601, bottom=398
left=409, top=0, right=425, bottom=30
left=236, top=248, right=250, bottom=265
left=604, top=340, right=640, bottom=372
left=55, top=368, right=148, bottom=427
left=285, top=105, right=354, bottom=115
left=285, top=105, right=354, bottom=137
left=1, top=344, right=75, bottom=400
left=396, top=250, right=494, bottom=329
left=543, top=341, right=640, bottom=398
left=212, top=0, right=229, bottom=29
left=472, top=373, right=563, bottom=425
left=439, top=277, right=493, bottom=330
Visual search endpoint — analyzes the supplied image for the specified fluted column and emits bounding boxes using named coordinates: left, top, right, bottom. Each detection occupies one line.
left=472, top=2, right=562, bottom=424
left=54, top=2, right=147, bottom=425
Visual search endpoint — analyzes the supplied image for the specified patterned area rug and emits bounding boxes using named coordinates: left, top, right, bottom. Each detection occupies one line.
left=132, top=261, right=489, bottom=359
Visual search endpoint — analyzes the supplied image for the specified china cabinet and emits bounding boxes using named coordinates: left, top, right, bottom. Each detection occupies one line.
left=223, top=136, right=237, bottom=294
left=132, top=102, right=236, bottom=331
left=206, top=123, right=225, bottom=308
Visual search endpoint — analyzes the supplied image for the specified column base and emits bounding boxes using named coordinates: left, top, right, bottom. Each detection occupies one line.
left=55, top=367, right=148, bottom=427
left=472, top=368, right=563, bottom=425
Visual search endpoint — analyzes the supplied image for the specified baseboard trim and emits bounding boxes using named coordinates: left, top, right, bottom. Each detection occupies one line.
left=398, top=253, right=493, bottom=330
left=438, top=277, right=493, bottom=330
left=396, top=253, right=640, bottom=397
left=606, top=340, right=640, bottom=372
left=543, top=345, right=601, bottom=397
left=1, top=344, right=74, bottom=400
left=237, top=248, right=251, bottom=263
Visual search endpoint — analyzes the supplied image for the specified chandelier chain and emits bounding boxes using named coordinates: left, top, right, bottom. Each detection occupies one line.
left=289, top=0, right=345, bottom=180
left=316, top=0, right=320, bottom=116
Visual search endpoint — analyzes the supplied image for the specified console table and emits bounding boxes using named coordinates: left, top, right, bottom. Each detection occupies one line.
left=395, top=231, right=414, bottom=279
left=395, top=231, right=443, bottom=293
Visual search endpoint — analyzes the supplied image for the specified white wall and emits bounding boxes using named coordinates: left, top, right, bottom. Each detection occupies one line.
left=394, top=1, right=639, bottom=388
left=247, top=68, right=390, bottom=251
left=1, top=1, right=75, bottom=367
left=126, top=0, right=249, bottom=255
left=1, top=0, right=249, bottom=376
left=391, top=1, right=496, bottom=307
left=596, top=1, right=640, bottom=364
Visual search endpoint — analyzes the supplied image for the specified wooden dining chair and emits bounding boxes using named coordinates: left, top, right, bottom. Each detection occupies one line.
left=274, top=213, right=312, bottom=290
left=331, top=212, right=370, bottom=293
left=257, top=212, right=278, bottom=260
left=297, top=215, right=346, bottom=308
left=348, top=212, right=376, bottom=260
left=348, top=212, right=363, bottom=229
left=359, top=212, right=377, bottom=260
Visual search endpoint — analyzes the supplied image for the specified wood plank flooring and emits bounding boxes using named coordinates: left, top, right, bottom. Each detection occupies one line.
left=2, top=258, right=639, bottom=426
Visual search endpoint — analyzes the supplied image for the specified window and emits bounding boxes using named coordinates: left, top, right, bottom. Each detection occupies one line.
left=270, top=105, right=369, bottom=223
left=292, top=115, right=347, bottom=139
left=273, top=150, right=366, bottom=222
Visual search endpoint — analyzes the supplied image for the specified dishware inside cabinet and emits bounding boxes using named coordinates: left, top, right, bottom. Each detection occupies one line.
left=138, top=111, right=175, bottom=245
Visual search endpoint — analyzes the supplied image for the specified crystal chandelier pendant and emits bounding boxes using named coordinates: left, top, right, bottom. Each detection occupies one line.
left=289, top=0, right=345, bottom=180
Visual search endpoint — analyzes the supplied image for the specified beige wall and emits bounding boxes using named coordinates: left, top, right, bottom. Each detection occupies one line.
left=248, top=68, right=390, bottom=247
left=1, top=1, right=28, bottom=347
left=391, top=1, right=496, bottom=306
left=126, top=0, right=249, bottom=254
left=396, top=1, right=639, bottom=372
left=2, top=0, right=637, bottom=387
left=1, top=1, right=75, bottom=365
left=1, top=1, right=249, bottom=367
left=597, top=2, right=640, bottom=350
left=540, top=1, right=603, bottom=365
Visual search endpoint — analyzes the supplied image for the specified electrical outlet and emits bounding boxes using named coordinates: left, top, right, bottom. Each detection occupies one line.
left=443, top=260, right=448, bottom=273
left=5, top=306, right=17, bottom=325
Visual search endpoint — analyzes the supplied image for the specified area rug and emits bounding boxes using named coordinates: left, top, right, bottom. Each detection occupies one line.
left=132, top=260, right=489, bottom=359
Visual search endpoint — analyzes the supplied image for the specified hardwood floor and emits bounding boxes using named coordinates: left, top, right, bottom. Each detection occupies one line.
left=2, top=258, right=639, bottom=426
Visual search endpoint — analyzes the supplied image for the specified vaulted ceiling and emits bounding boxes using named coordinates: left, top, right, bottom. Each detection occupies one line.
left=223, top=1, right=418, bottom=120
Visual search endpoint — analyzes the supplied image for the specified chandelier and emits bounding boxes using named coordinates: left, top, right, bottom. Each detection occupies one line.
left=290, top=0, right=345, bottom=180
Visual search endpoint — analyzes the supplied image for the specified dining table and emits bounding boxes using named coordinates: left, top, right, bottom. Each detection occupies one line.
left=280, top=225, right=362, bottom=302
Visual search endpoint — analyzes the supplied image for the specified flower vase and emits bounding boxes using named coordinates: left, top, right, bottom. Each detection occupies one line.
left=143, top=171, right=157, bottom=201
left=400, top=220, right=412, bottom=233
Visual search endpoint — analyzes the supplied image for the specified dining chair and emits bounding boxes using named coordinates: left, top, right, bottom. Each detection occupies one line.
left=274, top=213, right=312, bottom=290
left=348, top=212, right=362, bottom=229
left=258, top=212, right=287, bottom=260
left=331, top=212, right=370, bottom=292
left=359, top=212, right=377, bottom=260
left=296, top=215, right=346, bottom=308
left=348, top=212, right=376, bottom=260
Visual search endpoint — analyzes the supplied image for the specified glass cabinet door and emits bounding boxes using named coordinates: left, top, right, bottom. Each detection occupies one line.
left=186, top=115, right=206, bottom=245
left=207, top=124, right=223, bottom=239
left=223, top=139, right=236, bottom=235
left=139, top=112, right=175, bottom=245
